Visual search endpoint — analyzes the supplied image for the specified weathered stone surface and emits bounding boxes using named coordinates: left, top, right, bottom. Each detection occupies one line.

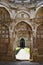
left=0, top=0, right=43, bottom=62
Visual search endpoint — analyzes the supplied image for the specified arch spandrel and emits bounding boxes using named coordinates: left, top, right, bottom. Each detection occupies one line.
left=15, top=11, right=30, bottom=23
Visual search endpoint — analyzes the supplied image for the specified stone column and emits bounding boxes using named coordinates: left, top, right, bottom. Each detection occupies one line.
left=7, top=22, right=15, bottom=60
left=32, top=26, right=38, bottom=61
left=30, top=31, right=33, bottom=61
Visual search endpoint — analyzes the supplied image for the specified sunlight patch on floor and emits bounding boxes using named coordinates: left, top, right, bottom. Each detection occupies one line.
left=16, top=48, right=30, bottom=60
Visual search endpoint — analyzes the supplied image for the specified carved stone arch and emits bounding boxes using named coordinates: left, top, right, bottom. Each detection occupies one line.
left=17, top=11, right=30, bottom=17
left=35, top=5, right=43, bottom=17
left=15, top=11, right=30, bottom=19
left=15, top=21, right=32, bottom=30
left=36, top=2, right=43, bottom=9
left=35, top=5, right=43, bottom=23
left=13, top=21, right=33, bottom=60
left=0, top=7, right=12, bottom=25
left=0, top=4, right=12, bottom=18
left=15, top=21, right=33, bottom=31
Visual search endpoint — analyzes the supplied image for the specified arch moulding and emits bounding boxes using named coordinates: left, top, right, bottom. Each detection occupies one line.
left=15, top=10, right=30, bottom=19
left=0, top=4, right=12, bottom=19
left=35, top=5, right=43, bottom=17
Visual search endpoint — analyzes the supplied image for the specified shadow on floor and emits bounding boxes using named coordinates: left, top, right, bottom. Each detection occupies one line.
left=0, top=61, right=43, bottom=65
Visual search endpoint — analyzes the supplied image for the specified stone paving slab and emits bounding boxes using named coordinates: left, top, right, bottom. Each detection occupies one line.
left=0, top=61, right=43, bottom=65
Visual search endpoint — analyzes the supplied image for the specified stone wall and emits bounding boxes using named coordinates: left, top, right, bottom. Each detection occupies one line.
left=0, top=0, right=43, bottom=62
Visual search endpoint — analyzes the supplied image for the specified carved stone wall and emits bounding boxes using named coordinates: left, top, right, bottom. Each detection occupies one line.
left=0, top=0, right=43, bottom=62
left=15, top=21, right=32, bottom=47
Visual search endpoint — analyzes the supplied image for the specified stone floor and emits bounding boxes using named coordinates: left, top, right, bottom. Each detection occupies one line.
left=0, top=61, right=43, bottom=65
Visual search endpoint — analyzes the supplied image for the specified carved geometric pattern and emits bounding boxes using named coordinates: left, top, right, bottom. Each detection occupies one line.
left=0, top=7, right=11, bottom=25
left=0, top=22, right=10, bottom=55
left=15, top=22, right=32, bottom=32
left=36, top=24, right=43, bottom=55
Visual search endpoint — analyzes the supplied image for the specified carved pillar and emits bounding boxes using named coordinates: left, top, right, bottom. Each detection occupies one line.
left=32, top=26, right=38, bottom=61
left=12, top=28, right=16, bottom=61
left=7, top=22, right=15, bottom=60
left=30, top=31, right=33, bottom=60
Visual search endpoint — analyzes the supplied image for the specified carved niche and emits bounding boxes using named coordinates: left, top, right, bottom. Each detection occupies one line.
left=15, top=21, right=31, bottom=32
left=0, top=7, right=11, bottom=25
left=15, top=11, right=30, bottom=22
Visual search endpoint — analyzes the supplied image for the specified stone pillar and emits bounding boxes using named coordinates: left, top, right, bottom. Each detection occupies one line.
left=32, top=26, right=38, bottom=61
left=30, top=32, right=33, bottom=61
left=7, top=22, right=15, bottom=61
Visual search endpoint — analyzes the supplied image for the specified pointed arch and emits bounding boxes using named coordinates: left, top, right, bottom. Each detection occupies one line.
left=0, top=4, right=11, bottom=18
left=15, top=11, right=30, bottom=19
left=15, top=21, right=33, bottom=31
left=0, top=6, right=12, bottom=25
left=35, top=5, right=43, bottom=17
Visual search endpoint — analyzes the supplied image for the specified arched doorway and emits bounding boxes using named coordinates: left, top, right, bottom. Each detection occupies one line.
left=14, top=21, right=33, bottom=61
left=20, top=38, right=25, bottom=48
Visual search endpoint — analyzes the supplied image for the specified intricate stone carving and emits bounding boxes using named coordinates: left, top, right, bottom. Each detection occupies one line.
left=15, top=22, right=32, bottom=32
left=15, top=11, right=30, bottom=20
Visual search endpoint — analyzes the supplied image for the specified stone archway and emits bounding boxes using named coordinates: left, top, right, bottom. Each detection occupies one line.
left=0, top=7, right=12, bottom=61
left=20, top=38, right=25, bottom=48
left=0, top=7, right=11, bottom=24
left=35, top=5, right=43, bottom=23
left=13, top=21, right=33, bottom=60
left=34, top=6, right=43, bottom=61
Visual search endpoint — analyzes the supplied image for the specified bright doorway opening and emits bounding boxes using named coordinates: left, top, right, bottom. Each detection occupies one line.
left=15, top=38, right=30, bottom=61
